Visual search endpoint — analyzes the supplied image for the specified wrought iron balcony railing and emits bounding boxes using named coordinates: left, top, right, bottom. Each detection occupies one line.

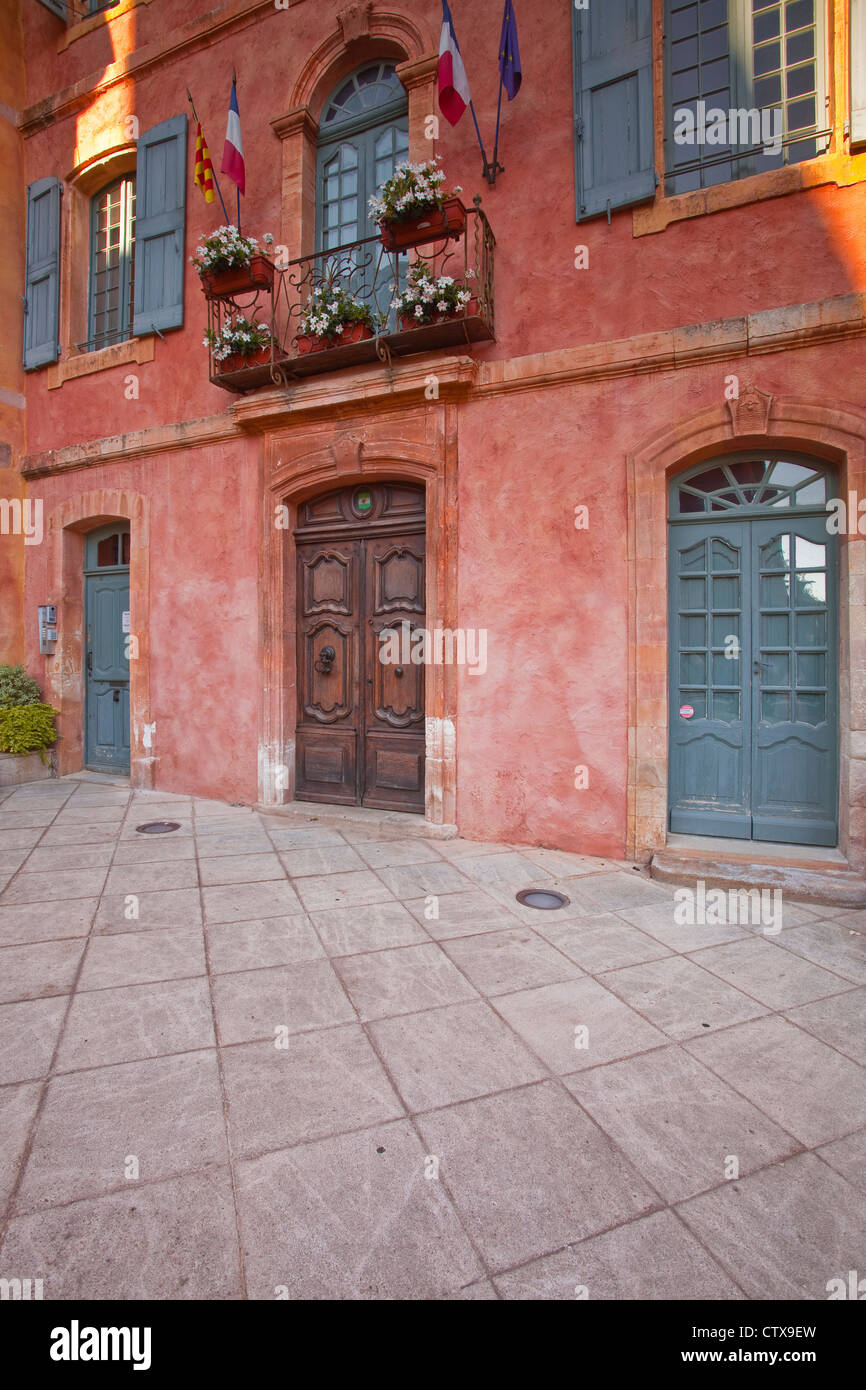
left=204, top=198, right=494, bottom=392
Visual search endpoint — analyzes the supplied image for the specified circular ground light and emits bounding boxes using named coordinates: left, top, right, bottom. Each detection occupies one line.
left=515, top=888, right=570, bottom=910
left=135, top=821, right=182, bottom=835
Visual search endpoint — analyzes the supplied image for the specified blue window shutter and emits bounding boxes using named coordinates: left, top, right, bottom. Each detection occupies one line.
left=853, top=0, right=866, bottom=147
left=23, top=176, right=62, bottom=370
left=36, top=0, right=67, bottom=17
left=133, top=114, right=187, bottom=335
left=572, top=0, right=655, bottom=221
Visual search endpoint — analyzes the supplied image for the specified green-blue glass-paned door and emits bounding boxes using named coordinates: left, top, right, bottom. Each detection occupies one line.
left=84, top=524, right=130, bottom=772
left=316, top=61, right=409, bottom=325
left=668, top=454, right=838, bottom=846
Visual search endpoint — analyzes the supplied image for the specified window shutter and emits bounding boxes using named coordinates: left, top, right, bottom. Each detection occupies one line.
left=36, top=0, right=67, bottom=18
left=23, top=176, right=62, bottom=370
left=133, top=114, right=187, bottom=335
left=852, top=0, right=866, bottom=148
left=572, top=0, right=655, bottom=221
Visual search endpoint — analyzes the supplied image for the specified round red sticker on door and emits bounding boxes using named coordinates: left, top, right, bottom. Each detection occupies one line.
left=679, top=704, right=695, bottom=719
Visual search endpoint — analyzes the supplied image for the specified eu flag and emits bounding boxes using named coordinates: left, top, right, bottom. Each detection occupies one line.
left=498, top=0, right=522, bottom=100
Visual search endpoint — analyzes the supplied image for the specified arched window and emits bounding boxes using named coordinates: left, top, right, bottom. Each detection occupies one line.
left=88, top=174, right=136, bottom=352
left=316, top=62, right=409, bottom=251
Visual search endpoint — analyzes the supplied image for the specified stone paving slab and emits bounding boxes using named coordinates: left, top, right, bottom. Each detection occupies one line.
left=0, top=779, right=864, bottom=1300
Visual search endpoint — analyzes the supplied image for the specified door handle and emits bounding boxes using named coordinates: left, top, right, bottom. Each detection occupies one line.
left=113, top=689, right=120, bottom=703
left=753, top=659, right=771, bottom=675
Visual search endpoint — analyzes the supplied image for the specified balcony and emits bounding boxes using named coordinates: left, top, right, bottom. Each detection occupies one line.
left=204, top=200, right=495, bottom=393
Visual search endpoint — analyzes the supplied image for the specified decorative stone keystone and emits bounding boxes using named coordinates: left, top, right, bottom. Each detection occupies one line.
left=728, top=385, right=773, bottom=434
left=339, top=2, right=373, bottom=45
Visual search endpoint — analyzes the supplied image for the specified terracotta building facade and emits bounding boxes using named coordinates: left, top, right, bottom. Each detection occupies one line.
left=3, top=0, right=866, bottom=881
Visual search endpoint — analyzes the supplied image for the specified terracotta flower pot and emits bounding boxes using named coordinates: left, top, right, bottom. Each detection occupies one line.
left=379, top=197, right=467, bottom=252
left=200, top=255, right=275, bottom=298
left=295, top=321, right=374, bottom=354
left=216, top=344, right=272, bottom=373
left=399, top=296, right=479, bottom=332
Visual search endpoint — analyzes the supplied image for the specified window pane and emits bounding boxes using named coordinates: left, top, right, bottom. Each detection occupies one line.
left=96, top=535, right=119, bottom=567
left=754, top=41, right=781, bottom=75
left=787, top=95, right=816, bottom=129
left=785, top=0, right=813, bottom=29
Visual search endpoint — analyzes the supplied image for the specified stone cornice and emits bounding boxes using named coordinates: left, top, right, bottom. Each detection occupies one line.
left=20, top=292, right=866, bottom=477
left=19, top=0, right=282, bottom=136
left=478, top=292, right=866, bottom=398
left=21, top=413, right=240, bottom=479
left=230, top=354, right=480, bottom=431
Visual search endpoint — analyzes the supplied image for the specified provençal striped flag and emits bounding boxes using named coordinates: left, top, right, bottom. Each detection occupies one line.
left=194, top=122, right=215, bottom=203
left=220, top=78, right=245, bottom=195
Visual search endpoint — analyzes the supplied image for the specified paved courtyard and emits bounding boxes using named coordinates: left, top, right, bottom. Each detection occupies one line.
left=0, top=776, right=864, bottom=1300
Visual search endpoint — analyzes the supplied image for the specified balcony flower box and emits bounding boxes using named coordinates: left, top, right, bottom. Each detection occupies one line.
left=370, top=159, right=466, bottom=251
left=192, top=226, right=276, bottom=298
left=216, top=344, right=273, bottom=373
left=296, top=322, right=374, bottom=354
left=206, top=314, right=274, bottom=373
left=200, top=255, right=275, bottom=299
left=379, top=197, right=467, bottom=252
left=400, top=297, right=479, bottom=332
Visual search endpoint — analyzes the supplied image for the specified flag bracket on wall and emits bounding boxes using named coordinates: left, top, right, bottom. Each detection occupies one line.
left=438, top=0, right=520, bottom=189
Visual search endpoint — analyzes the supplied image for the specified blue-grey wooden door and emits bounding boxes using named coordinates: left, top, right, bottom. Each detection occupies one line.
left=750, top=515, right=838, bottom=845
left=85, top=528, right=130, bottom=771
left=669, top=506, right=838, bottom=845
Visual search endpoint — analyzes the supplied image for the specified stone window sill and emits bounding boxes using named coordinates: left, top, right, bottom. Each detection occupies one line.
left=58, top=0, right=154, bottom=54
left=633, top=149, right=866, bottom=236
left=47, top=336, right=154, bottom=390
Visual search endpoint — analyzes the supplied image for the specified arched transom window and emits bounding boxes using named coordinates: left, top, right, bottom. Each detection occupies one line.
left=670, top=454, right=830, bottom=516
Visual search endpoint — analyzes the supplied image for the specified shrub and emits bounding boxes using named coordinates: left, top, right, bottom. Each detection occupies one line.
left=0, top=664, right=42, bottom=708
left=0, top=704, right=59, bottom=762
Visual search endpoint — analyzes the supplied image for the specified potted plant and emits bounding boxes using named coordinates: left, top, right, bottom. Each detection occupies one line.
left=0, top=665, right=58, bottom=785
left=205, top=314, right=274, bottom=373
left=193, top=226, right=276, bottom=297
left=394, top=263, right=477, bottom=330
left=370, top=158, right=466, bottom=251
left=295, top=284, right=377, bottom=354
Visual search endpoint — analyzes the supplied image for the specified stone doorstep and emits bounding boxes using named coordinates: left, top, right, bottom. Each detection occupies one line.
left=254, top=800, right=458, bottom=840
left=651, top=848, right=866, bottom=908
left=0, top=751, right=56, bottom=787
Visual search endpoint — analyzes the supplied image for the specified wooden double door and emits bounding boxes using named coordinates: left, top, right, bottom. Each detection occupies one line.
left=295, top=482, right=426, bottom=813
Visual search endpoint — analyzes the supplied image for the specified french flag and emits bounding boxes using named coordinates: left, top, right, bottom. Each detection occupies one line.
left=438, top=0, right=471, bottom=127
left=220, top=78, right=245, bottom=195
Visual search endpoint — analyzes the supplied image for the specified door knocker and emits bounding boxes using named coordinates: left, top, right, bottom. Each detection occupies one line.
left=315, top=645, right=336, bottom=673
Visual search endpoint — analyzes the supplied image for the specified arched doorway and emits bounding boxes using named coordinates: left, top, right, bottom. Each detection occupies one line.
left=294, top=480, right=426, bottom=812
left=668, top=452, right=838, bottom=846
left=84, top=521, right=131, bottom=772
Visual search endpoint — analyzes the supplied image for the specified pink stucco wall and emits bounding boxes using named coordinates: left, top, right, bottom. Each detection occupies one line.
left=14, top=1, right=866, bottom=856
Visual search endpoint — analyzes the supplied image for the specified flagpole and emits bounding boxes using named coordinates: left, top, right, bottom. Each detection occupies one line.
left=467, top=98, right=493, bottom=183
left=233, top=70, right=241, bottom=233
left=186, top=88, right=230, bottom=223
left=491, top=75, right=504, bottom=183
